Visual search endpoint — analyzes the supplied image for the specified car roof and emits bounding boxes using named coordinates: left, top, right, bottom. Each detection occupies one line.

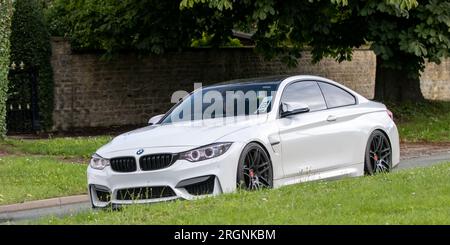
left=209, top=75, right=290, bottom=87
left=203, top=75, right=369, bottom=103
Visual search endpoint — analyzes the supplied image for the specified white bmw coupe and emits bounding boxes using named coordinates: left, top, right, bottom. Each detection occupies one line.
left=88, top=75, right=400, bottom=208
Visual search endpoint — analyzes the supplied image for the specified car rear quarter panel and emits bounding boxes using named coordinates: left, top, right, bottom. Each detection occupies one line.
left=353, top=103, right=400, bottom=167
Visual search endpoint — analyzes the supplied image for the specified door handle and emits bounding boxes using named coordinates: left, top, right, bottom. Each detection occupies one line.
left=327, top=115, right=337, bottom=122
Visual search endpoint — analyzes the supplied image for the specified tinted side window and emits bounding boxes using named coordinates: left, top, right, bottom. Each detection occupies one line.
left=318, top=82, right=356, bottom=108
left=281, top=81, right=327, bottom=111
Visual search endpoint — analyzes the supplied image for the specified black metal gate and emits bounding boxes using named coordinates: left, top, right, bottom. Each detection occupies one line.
left=6, top=63, right=40, bottom=133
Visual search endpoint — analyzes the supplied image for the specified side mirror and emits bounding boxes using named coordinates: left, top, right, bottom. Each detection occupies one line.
left=280, top=102, right=310, bottom=118
left=148, top=114, right=164, bottom=125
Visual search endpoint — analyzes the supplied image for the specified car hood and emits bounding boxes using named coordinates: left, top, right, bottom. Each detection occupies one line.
left=97, top=115, right=268, bottom=155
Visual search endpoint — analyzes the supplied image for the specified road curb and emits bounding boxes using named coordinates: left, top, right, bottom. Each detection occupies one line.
left=0, top=195, right=89, bottom=214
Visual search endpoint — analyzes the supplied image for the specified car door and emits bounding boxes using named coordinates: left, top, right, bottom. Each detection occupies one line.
left=277, top=81, right=333, bottom=177
left=315, top=81, right=361, bottom=167
left=277, top=80, right=361, bottom=178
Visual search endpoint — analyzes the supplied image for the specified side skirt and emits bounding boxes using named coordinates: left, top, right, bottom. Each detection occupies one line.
left=273, top=163, right=364, bottom=188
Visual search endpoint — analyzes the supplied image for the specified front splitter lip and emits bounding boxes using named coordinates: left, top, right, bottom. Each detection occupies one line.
left=88, top=178, right=221, bottom=208
left=87, top=142, right=243, bottom=208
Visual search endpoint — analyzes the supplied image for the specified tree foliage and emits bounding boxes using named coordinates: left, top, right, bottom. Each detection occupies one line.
left=45, top=0, right=236, bottom=56
left=0, top=0, right=13, bottom=137
left=10, top=0, right=54, bottom=130
left=44, top=0, right=449, bottom=101
left=182, top=0, right=450, bottom=101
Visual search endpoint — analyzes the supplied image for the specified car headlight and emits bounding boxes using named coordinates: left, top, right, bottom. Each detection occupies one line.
left=179, top=142, right=232, bottom=162
left=89, top=154, right=110, bottom=170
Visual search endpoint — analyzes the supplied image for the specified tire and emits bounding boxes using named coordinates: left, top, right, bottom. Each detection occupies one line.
left=364, top=130, right=392, bottom=175
left=237, top=142, right=273, bottom=190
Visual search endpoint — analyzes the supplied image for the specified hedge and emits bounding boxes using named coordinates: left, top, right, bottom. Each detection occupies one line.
left=10, top=0, right=54, bottom=131
left=0, top=0, right=13, bottom=137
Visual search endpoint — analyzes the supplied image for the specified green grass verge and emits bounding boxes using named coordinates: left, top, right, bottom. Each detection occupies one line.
left=388, top=101, right=450, bottom=142
left=0, top=156, right=87, bottom=205
left=34, top=162, right=450, bottom=225
left=1, top=136, right=112, bottom=158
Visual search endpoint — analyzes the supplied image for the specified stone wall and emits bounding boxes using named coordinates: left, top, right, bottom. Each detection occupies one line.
left=50, top=38, right=448, bottom=131
left=421, top=59, right=450, bottom=101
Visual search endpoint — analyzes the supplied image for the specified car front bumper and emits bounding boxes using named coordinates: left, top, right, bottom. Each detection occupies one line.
left=87, top=143, right=243, bottom=208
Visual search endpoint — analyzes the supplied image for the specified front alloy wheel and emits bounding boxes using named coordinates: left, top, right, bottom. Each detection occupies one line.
left=237, top=143, right=273, bottom=190
left=365, top=130, right=392, bottom=175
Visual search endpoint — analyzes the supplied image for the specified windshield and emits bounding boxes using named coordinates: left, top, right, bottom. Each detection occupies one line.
left=161, top=82, right=279, bottom=124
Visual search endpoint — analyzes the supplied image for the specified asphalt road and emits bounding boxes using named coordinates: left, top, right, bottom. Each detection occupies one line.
left=395, top=152, right=450, bottom=170
left=1, top=152, right=449, bottom=224
left=0, top=202, right=90, bottom=224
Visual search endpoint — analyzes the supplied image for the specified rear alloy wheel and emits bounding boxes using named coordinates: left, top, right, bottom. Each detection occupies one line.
left=237, top=143, right=273, bottom=190
left=365, top=130, right=392, bottom=175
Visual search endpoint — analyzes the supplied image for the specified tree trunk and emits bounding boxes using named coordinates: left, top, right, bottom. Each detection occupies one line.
left=374, top=56, right=425, bottom=102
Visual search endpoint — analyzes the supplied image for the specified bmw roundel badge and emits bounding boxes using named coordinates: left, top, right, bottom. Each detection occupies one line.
left=136, top=149, right=144, bottom=155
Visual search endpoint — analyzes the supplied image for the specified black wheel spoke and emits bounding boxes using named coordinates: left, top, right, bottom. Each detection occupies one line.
left=381, top=147, right=390, bottom=153
left=377, top=160, right=388, bottom=172
left=367, top=132, right=392, bottom=174
left=239, top=145, right=273, bottom=190
left=371, top=137, right=377, bottom=151
left=258, top=166, right=270, bottom=175
left=244, top=155, right=250, bottom=167
left=376, top=136, right=383, bottom=152
left=250, top=152, right=257, bottom=168
left=381, top=152, right=391, bottom=160
left=258, top=161, right=269, bottom=168
left=253, top=149, right=260, bottom=165
left=259, top=176, right=270, bottom=185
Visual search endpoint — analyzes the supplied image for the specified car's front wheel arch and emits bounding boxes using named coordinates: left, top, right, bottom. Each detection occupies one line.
left=236, top=141, right=274, bottom=190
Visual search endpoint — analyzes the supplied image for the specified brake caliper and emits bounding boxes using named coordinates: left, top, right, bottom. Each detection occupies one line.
left=249, top=169, right=255, bottom=178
